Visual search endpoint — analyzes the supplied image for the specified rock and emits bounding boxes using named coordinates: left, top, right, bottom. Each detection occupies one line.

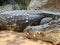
left=0, top=5, right=13, bottom=13
left=27, top=0, right=48, bottom=10
left=0, top=4, right=20, bottom=13
left=27, top=0, right=60, bottom=12
left=0, top=0, right=16, bottom=5
left=40, top=17, right=53, bottom=24
left=0, top=0, right=20, bottom=13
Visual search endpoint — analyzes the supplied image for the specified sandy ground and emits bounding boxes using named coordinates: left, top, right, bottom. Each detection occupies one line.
left=0, top=31, right=53, bottom=45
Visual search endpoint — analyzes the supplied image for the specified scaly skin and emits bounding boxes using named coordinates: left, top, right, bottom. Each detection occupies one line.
left=24, top=20, right=60, bottom=45
left=24, top=29, right=60, bottom=45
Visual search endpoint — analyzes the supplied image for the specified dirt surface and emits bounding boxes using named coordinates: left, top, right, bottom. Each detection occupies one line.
left=0, top=31, right=53, bottom=45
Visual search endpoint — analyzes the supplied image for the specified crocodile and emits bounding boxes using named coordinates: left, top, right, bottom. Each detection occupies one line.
left=24, top=19, right=60, bottom=45
left=0, top=10, right=44, bottom=31
left=0, top=10, right=60, bottom=32
left=1, top=10, right=60, bottom=23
